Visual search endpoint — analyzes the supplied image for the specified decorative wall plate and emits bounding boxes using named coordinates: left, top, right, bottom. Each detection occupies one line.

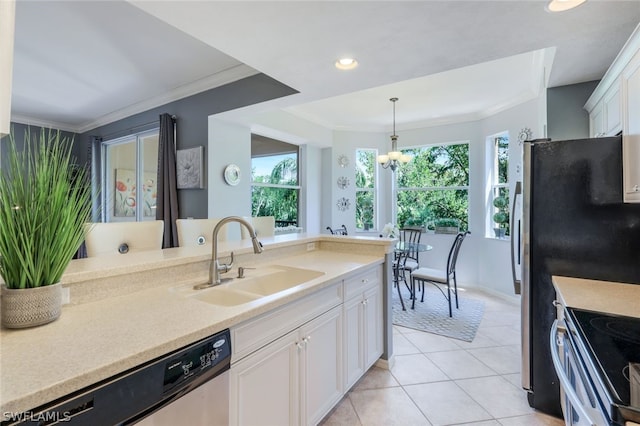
left=337, top=176, right=349, bottom=189
left=337, top=155, right=349, bottom=168
left=223, top=164, right=241, bottom=186
left=336, top=197, right=350, bottom=211
left=518, top=127, right=532, bottom=143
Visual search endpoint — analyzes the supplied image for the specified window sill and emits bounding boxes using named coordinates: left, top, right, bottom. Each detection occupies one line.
left=485, top=235, right=511, bottom=241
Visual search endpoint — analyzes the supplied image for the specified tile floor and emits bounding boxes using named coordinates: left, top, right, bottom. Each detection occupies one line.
left=320, top=288, right=565, bottom=426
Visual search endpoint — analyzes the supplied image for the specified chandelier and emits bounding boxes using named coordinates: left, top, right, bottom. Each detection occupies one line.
left=377, top=97, right=411, bottom=171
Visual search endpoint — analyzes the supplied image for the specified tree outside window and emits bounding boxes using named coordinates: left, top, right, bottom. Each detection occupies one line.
left=251, top=153, right=299, bottom=226
left=355, top=149, right=376, bottom=230
left=396, top=143, right=469, bottom=231
left=489, top=134, right=509, bottom=238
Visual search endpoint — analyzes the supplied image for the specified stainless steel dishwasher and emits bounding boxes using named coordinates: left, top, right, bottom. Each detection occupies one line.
left=4, top=329, right=230, bottom=426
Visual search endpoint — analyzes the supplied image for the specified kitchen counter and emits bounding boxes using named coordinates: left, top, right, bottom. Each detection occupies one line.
left=552, top=275, right=640, bottom=319
left=0, top=234, right=394, bottom=416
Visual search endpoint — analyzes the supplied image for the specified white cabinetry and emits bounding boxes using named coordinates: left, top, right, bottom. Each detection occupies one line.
left=588, top=84, right=621, bottom=137
left=230, top=306, right=342, bottom=426
left=343, top=267, right=383, bottom=390
left=622, top=48, right=640, bottom=202
left=585, top=24, right=640, bottom=203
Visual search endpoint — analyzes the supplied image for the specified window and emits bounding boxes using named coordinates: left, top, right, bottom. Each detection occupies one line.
left=488, top=134, right=509, bottom=238
left=396, top=143, right=469, bottom=231
left=102, top=130, right=159, bottom=222
left=355, top=149, right=377, bottom=230
left=251, top=136, right=299, bottom=227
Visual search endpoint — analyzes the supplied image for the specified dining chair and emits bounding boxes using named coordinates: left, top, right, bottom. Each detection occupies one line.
left=175, top=218, right=229, bottom=247
left=240, top=216, right=275, bottom=239
left=84, top=220, right=164, bottom=257
left=395, top=226, right=423, bottom=274
left=410, top=231, right=470, bottom=315
left=326, top=225, right=348, bottom=235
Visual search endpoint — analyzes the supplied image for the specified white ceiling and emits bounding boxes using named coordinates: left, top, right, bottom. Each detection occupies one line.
left=10, top=1, right=640, bottom=137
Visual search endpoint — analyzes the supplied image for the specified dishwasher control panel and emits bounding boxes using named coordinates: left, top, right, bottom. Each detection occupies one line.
left=163, top=330, right=231, bottom=394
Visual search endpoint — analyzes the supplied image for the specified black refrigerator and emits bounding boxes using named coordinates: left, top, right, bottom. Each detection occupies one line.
left=513, top=135, right=640, bottom=417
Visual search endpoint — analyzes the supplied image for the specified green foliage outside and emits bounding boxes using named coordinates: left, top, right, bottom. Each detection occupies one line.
left=0, top=129, right=92, bottom=289
left=251, top=156, right=298, bottom=225
left=396, top=144, right=469, bottom=231
left=355, top=150, right=375, bottom=229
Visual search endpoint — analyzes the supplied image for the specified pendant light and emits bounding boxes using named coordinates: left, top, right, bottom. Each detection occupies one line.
left=377, top=97, right=411, bottom=171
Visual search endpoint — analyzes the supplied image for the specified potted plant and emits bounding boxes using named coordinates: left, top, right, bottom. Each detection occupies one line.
left=0, top=128, right=92, bottom=328
left=492, top=195, right=509, bottom=238
left=434, top=218, right=459, bottom=234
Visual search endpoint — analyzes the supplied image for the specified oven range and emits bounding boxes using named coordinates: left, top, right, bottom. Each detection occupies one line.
left=565, top=308, right=640, bottom=425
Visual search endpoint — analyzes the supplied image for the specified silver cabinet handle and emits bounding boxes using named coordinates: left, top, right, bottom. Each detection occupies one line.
left=549, top=320, right=596, bottom=426
left=510, top=181, right=522, bottom=295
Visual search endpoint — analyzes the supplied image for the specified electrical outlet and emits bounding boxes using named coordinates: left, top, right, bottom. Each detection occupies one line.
left=306, top=242, right=316, bottom=251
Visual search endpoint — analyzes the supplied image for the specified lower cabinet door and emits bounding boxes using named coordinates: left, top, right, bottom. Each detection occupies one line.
left=343, top=295, right=365, bottom=390
left=229, top=330, right=300, bottom=426
left=300, top=305, right=343, bottom=426
left=364, top=283, right=383, bottom=369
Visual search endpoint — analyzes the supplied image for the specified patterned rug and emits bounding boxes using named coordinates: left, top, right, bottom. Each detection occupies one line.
left=392, top=283, right=485, bottom=342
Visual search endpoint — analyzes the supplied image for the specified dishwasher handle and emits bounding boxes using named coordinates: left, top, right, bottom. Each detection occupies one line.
left=550, top=320, right=596, bottom=426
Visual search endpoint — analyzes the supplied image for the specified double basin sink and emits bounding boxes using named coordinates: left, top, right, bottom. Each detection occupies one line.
left=179, top=265, right=325, bottom=307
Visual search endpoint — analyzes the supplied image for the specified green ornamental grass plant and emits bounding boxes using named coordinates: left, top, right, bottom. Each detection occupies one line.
left=0, top=128, right=92, bottom=289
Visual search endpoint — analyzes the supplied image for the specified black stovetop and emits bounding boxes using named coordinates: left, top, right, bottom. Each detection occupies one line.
left=568, top=308, right=640, bottom=412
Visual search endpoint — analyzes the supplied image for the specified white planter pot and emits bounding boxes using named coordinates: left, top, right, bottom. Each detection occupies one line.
left=1, top=283, right=62, bottom=329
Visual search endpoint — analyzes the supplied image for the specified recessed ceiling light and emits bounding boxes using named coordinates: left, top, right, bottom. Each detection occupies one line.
left=335, top=57, right=358, bottom=70
left=546, top=0, right=586, bottom=12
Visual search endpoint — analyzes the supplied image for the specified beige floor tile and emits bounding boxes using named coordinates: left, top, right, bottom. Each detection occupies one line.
left=502, top=373, right=522, bottom=389
left=426, top=350, right=498, bottom=379
left=481, top=311, right=520, bottom=328
left=497, top=412, right=565, bottom=426
left=392, top=332, right=422, bottom=355
left=457, top=421, right=502, bottom=426
left=390, top=353, right=449, bottom=385
left=348, top=387, right=431, bottom=426
left=456, top=376, right=535, bottom=418
left=404, top=381, right=493, bottom=425
left=477, top=326, right=521, bottom=346
left=319, top=396, right=362, bottom=426
left=467, top=345, right=521, bottom=375
left=352, top=366, right=400, bottom=391
left=404, top=330, right=462, bottom=352
left=451, top=332, right=502, bottom=349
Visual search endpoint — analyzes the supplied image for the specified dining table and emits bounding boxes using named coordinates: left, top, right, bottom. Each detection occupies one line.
left=394, top=241, right=432, bottom=311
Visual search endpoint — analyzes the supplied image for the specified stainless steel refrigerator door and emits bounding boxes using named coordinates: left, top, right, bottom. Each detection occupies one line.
left=511, top=181, right=522, bottom=295
left=521, top=142, right=532, bottom=392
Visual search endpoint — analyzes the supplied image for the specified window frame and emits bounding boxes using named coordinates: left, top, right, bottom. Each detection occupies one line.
left=487, top=133, right=510, bottom=239
left=101, top=129, right=159, bottom=223
left=355, top=148, right=378, bottom=232
left=250, top=149, right=300, bottom=227
left=394, top=141, right=470, bottom=231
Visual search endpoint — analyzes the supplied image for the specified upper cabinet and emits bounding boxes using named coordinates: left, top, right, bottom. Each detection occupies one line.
left=585, top=24, right=640, bottom=203
left=0, top=0, right=15, bottom=137
left=622, top=48, right=640, bottom=202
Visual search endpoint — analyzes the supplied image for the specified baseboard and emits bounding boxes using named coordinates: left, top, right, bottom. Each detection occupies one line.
left=459, top=283, right=521, bottom=305
left=375, top=355, right=395, bottom=370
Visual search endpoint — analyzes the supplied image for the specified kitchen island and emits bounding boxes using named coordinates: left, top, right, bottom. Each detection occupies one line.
left=0, top=233, right=395, bottom=423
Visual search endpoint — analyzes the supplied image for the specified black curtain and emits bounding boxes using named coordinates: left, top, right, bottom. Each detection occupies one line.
left=156, top=114, right=179, bottom=248
left=75, top=135, right=101, bottom=259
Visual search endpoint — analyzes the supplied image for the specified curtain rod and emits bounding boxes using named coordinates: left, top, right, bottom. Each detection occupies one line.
left=99, top=115, right=176, bottom=140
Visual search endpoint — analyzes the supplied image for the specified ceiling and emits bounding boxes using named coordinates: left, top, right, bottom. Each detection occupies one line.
left=10, top=1, right=640, bottom=137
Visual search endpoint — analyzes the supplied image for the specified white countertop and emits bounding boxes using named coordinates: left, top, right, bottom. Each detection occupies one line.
left=552, top=275, right=640, bottom=319
left=0, top=234, right=394, bottom=415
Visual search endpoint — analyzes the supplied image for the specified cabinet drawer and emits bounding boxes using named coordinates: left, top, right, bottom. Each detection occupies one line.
left=232, top=280, right=342, bottom=362
left=343, top=266, right=380, bottom=300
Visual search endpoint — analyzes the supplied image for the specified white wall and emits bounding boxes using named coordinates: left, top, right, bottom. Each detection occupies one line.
left=208, top=117, right=252, bottom=239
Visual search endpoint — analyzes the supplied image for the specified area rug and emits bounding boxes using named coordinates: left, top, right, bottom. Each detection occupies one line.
left=392, top=285, right=485, bottom=342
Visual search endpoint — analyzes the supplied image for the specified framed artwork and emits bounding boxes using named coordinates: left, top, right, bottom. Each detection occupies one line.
left=177, top=146, right=204, bottom=189
left=114, top=169, right=157, bottom=217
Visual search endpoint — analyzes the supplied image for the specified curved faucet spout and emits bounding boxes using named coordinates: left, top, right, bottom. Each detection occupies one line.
left=208, top=216, right=263, bottom=286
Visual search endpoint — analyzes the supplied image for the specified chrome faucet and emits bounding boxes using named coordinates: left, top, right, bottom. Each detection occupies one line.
left=207, top=216, right=263, bottom=286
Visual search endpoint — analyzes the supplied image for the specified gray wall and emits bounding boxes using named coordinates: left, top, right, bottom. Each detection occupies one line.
left=77, top=73, right=296, bottom=220
left=547, top=80, right=599, bottom=141
left=0, top=123, right=79, bottom=169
